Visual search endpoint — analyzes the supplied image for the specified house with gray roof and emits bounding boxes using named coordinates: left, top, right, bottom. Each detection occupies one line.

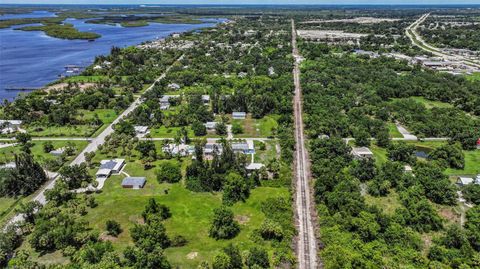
left=122, top=177, right=146, bottom=189
left=232, top=112, right=246, bottom=120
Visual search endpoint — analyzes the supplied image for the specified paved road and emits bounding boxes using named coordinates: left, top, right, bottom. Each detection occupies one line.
left=292, top=19, right=318, bottom=269
left=406, top=13, right=480, bottom=69
left=6, top=56, right=184, bottom=226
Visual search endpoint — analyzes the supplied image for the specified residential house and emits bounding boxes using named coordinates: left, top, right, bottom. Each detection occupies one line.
left=201, top=95, right=210, bottom=105
left=204, top=122, right=217, bottom=130
left=232, top=141, right=255, bottom=154
left=50, top=147, right=66, bottom=156
left=122, top=177, right=146, bottom=189
left=134, top=126, right=149, bottom=137
left=232, top=112, right=246, bottom=120
left=456, top=176, right=477, bottom=187
left=204, top=143, right=223, bottom=156
left=96, top=159, right=125, bottom=179
left=351, top=147, right=374, bottom=159
left=0, top=120, right=22, bottom=134
left=246, top=163, right=264, bottom=171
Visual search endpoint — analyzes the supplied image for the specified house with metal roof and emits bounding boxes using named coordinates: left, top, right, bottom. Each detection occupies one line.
left=232, top=112, right=246, bottom=120
left=204, top=122, right=217, bottom=130
left=204, top=143, right=223, bottom=155
left=232, top=141, right=255, bottom=154
left=50, top=147, right=66, bottom=156
left=122, top=177, right=146, bottom=189
left=96, top=159, right=125, bottom=179
left=351, top=147, right=374, bottom=159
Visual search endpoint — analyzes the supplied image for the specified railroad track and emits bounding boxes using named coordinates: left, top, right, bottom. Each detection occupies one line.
left=291, top=19, right=318, bottom=269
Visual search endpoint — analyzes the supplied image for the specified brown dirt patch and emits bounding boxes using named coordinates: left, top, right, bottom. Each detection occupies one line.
left=187, top=252, right=198, bottom=259
left=234, top=215, right=250, bottom=225
left=439, top=207, right=460, bottom=224
left=99, top=232, right=118, bottom=242
left=44, top=82, right=96, bottom=93
left=129, top=215, right=144, bottom=224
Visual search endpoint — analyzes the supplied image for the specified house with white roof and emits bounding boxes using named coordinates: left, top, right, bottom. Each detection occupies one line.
left=50, top=147, right=66, bottom=156
left=0, top=120, right=22, bottom=134
left=246, top=163, right=264, bottom=171
left=351, top=147, right=374, bottom=159
left=201, top=95, right=210, bottom=105
left=96, top=159, right=125, bottom=179
left=232, top=112, right=246, bottom=120
left=168, top=83, right=180, bottom=90
left=134, top=126, right=149, bottom=137
left=457, top=177, right=476, bottom=187
left=204, top=122, right=217, bottom=130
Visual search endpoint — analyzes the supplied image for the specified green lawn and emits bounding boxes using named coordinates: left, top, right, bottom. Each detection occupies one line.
left=27, top=125, right=99, bottom=137
left=77, top=109, right=118, bottom=125
left=150, top=126, right=195, bottom=138
left=0, top=140, right=88, bottom=165
left=254, top=140, right=279, bottom=163
left=234, top=115, right=278, bottom=138
left=364, top=191, right=401, bottom=216
left=445, top=149, right=480, bottom=176
left=466, top=72, right=480, bottom=82
left=387, top=122, right=403, bottom=138
left=82, top=177, right=288, bottom=268
left=391, top=96, right=453, bottom=109
left=370, top=144, right=388, bottom=166
left=63, top=75, right=107, bottom=83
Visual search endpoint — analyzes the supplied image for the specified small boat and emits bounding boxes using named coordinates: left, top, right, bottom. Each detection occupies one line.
left=88, top=39, right=95, bottom=42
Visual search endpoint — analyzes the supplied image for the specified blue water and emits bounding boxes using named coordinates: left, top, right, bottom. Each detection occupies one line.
left=0, top=11, right=223, bottom=100
left=0, top=10, right=57, bottom=20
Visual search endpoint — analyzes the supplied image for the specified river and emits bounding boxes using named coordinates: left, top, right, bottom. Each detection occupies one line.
left=0, top=11, right=223, bottom=100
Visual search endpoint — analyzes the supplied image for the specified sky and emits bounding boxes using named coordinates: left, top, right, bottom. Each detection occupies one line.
left=1, top=0, right=479, bottom=5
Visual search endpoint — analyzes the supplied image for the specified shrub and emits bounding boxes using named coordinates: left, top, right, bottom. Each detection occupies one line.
left=105, top=220, right=122, bottom=236
left=156, top=161, right=182, bottom=183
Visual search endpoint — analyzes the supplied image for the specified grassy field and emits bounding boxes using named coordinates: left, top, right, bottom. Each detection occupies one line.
left=364, top=191, right=401, bottom=215
left=27, top=125, right=99, bottom=137
left=445, top=149, right=480, bottom=176
left=387, top=122, right=403, bottom=138
left=391, top=96, right=453, bottom=109
left=150, top=126, right=196, bottom=138
left=77, top=109, right=118, bottom=125
left=0, top=140, right=88, bottom=164
left=63, top=75, right=107, bottom=83
left=254, top=140, right=279, bottom=163
left=82, top=177, right=289, bottom=267
left=234, top=115, right=278, bottom=138
left=466, top=72, right=480, bottom=82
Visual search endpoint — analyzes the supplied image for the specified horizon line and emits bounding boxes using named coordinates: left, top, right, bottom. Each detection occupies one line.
left=1, top=3, right=480, bottom=5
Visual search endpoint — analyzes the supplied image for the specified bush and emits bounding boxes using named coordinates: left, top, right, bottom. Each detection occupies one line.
left=105, top=220, right=122, bottom=237
left=209, top=206, right=240, bottom=240
left=259, top=219, right=283, bottom=241
left=170, top=235, right=188, bottom=247
left=192, top=121, right=207, bottom=136
left=245, top=247, right=269, bottom=268
left=232, top=123, right=243, bottom=134
left=43, top=141, right=54, bottom=153
left=156, top=161, right=182, bottom=183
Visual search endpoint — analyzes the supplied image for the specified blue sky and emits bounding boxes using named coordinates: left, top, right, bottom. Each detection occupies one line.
left=1, top=0, right=479, bottom=4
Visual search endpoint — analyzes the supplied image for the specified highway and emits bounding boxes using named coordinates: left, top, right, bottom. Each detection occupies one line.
left=406, top=13, right=480, bottom=69
left=291, top=19, right=319, bottom=269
